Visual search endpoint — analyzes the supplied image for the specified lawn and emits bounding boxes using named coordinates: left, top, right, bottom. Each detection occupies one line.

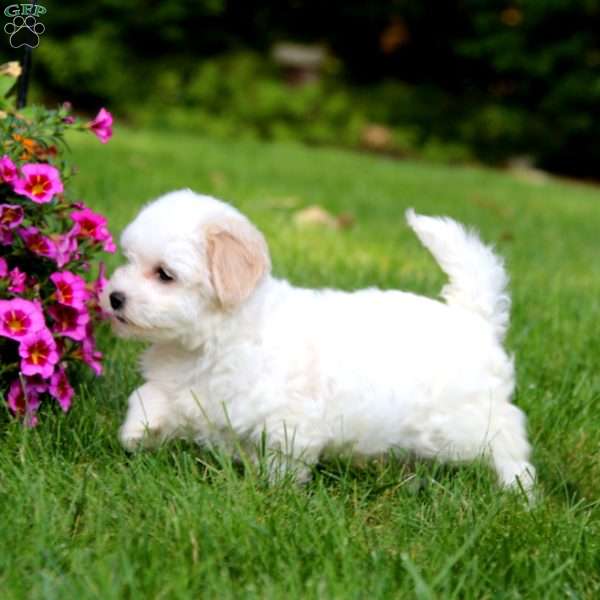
left=1, top=128, right=600, bottom=599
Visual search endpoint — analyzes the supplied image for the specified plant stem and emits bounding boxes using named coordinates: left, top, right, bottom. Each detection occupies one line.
left=16, top=0, right=39, bottom=108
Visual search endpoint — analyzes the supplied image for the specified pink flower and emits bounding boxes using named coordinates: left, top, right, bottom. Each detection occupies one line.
left=24, top=374, right=49, bottom=394
left=0, top=229, right=12, bottom=245
left=0, top=203, right=24, bottom=229
left=86, top=262, right=108, bottom=316
left=48, top=303, right=89, bottom=341
left=63, top=116, right=75, bottom=125
left=0, top=203, right=24, bottom=246
left=18, top=328, right=59, bottom=379
left=95, top=262, right=108, bottom=296
left=0, top=257, right=7, bottom=278
left=7, top=379, right=41, bottom=427
left=8, top=267, right=26, bottom=293
left=49, top=367, right=74, bottom=412
left=0, top=155, right=17, bottom=183
left=53, top=228, right=80, bottom=267
left=50, top=271, right=88, bottom=310
left=74, top=325, right=102, bottom=375
left=19, top=226, right=58, bottom=261
left=13, top=163, right=64, bottom=204
left=71, top=207, right=115, bottom=253
left=88, top=108, right=113, bottom=144
left=0, top=298, right=45, bottom=341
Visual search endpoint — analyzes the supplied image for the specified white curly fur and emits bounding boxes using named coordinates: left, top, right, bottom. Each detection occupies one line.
left=102, top=190, right=535, bottom=490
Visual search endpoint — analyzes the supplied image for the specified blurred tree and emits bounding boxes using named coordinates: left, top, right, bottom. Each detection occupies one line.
left=1, top=0, right=598, bottom=176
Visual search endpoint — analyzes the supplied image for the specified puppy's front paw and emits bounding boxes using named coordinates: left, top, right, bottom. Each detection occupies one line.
left=119, top=422, right=164, bottom=451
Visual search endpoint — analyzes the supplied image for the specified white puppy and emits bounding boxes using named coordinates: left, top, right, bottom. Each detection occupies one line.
left=103, top=189, right=535, bottom=490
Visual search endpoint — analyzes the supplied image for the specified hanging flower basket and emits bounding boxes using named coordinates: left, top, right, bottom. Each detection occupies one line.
left=0, top=61, right=115, bottom=426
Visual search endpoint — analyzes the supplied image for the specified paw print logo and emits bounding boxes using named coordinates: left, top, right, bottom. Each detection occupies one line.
left=4, top=15, right=45, bottom=49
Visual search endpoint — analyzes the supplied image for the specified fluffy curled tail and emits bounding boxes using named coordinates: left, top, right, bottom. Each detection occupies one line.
left=406, top=209, right=510, bottom=341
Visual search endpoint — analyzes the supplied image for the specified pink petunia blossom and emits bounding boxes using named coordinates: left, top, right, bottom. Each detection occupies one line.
left=70, top=207, right=115, bottom=253
left=52, top=228, right=79, bottom=267
left=7, top=379, right=41, bottom=427
left=18, top=328, right=60, bottom=379
left=49, top=367, right=74, bottom=412
left=13, top=163, right=64, bottom=204
left=8, top=267, right=26, bottom=293
left=0, top=203, right=24, bottom=246
left=0, top=257, right=7, bottom=278
left=0, top=298, right=45, bottom=341
left=0, top=203, right=24, bottom=229
left=0, top=229, right=13, bottom=245
left=86, top=262, right=108, bottom=316
left=19, top=226, right=58, bottom=261
left=88, top=108, right=113, bottom=144
left=74, top=325, right=103, bottom=375
left=95, top=262, right=108, bottom=294
left=50, top=271, right=88, bottom=310
left=24, top=374, right=49, bottom=394
left=0, top=155, right=17, bottom=183
left=48, top=303, right=90, bottom=341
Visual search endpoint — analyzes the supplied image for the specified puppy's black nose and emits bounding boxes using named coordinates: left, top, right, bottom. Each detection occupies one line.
left=110, top=291, right=126, bottom=311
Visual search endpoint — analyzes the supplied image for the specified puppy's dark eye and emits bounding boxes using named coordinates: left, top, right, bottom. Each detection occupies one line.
left=156, top=267, right=174, bottom=283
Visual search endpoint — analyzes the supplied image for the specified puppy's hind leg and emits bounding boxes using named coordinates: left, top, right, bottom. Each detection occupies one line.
left=120, top=383, right=175, bottom=451
left=426, top=399, right=535, bottom=494
left=488, top=403, right=536, bottom=493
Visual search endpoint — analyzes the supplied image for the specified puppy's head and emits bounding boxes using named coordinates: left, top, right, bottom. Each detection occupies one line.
left=101, top=190, right=270, bottom=348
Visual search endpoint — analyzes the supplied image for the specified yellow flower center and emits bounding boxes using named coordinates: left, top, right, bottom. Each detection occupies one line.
left=7, top=314, right=24, bottom=333
left=29, top=342, right=48, bottom=365
left=28, top=175, right=50, bottom=197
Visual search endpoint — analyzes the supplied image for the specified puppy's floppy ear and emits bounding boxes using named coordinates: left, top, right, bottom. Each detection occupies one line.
left=205, top=218, right=271, bottom=309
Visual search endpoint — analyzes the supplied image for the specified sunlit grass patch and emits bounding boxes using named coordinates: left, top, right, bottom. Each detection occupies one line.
left=1, top=128, right=599, bottom=598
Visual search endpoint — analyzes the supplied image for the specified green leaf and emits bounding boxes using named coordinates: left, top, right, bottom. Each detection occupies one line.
left=0, top=74, right=17, bottom=99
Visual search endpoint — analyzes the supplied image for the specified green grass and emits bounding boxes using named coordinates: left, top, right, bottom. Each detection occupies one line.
left=2, top=128, right=600, bottom=598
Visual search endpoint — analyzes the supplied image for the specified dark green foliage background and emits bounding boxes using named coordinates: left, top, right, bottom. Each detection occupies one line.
left=1, top=2, right=599, bottom=170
